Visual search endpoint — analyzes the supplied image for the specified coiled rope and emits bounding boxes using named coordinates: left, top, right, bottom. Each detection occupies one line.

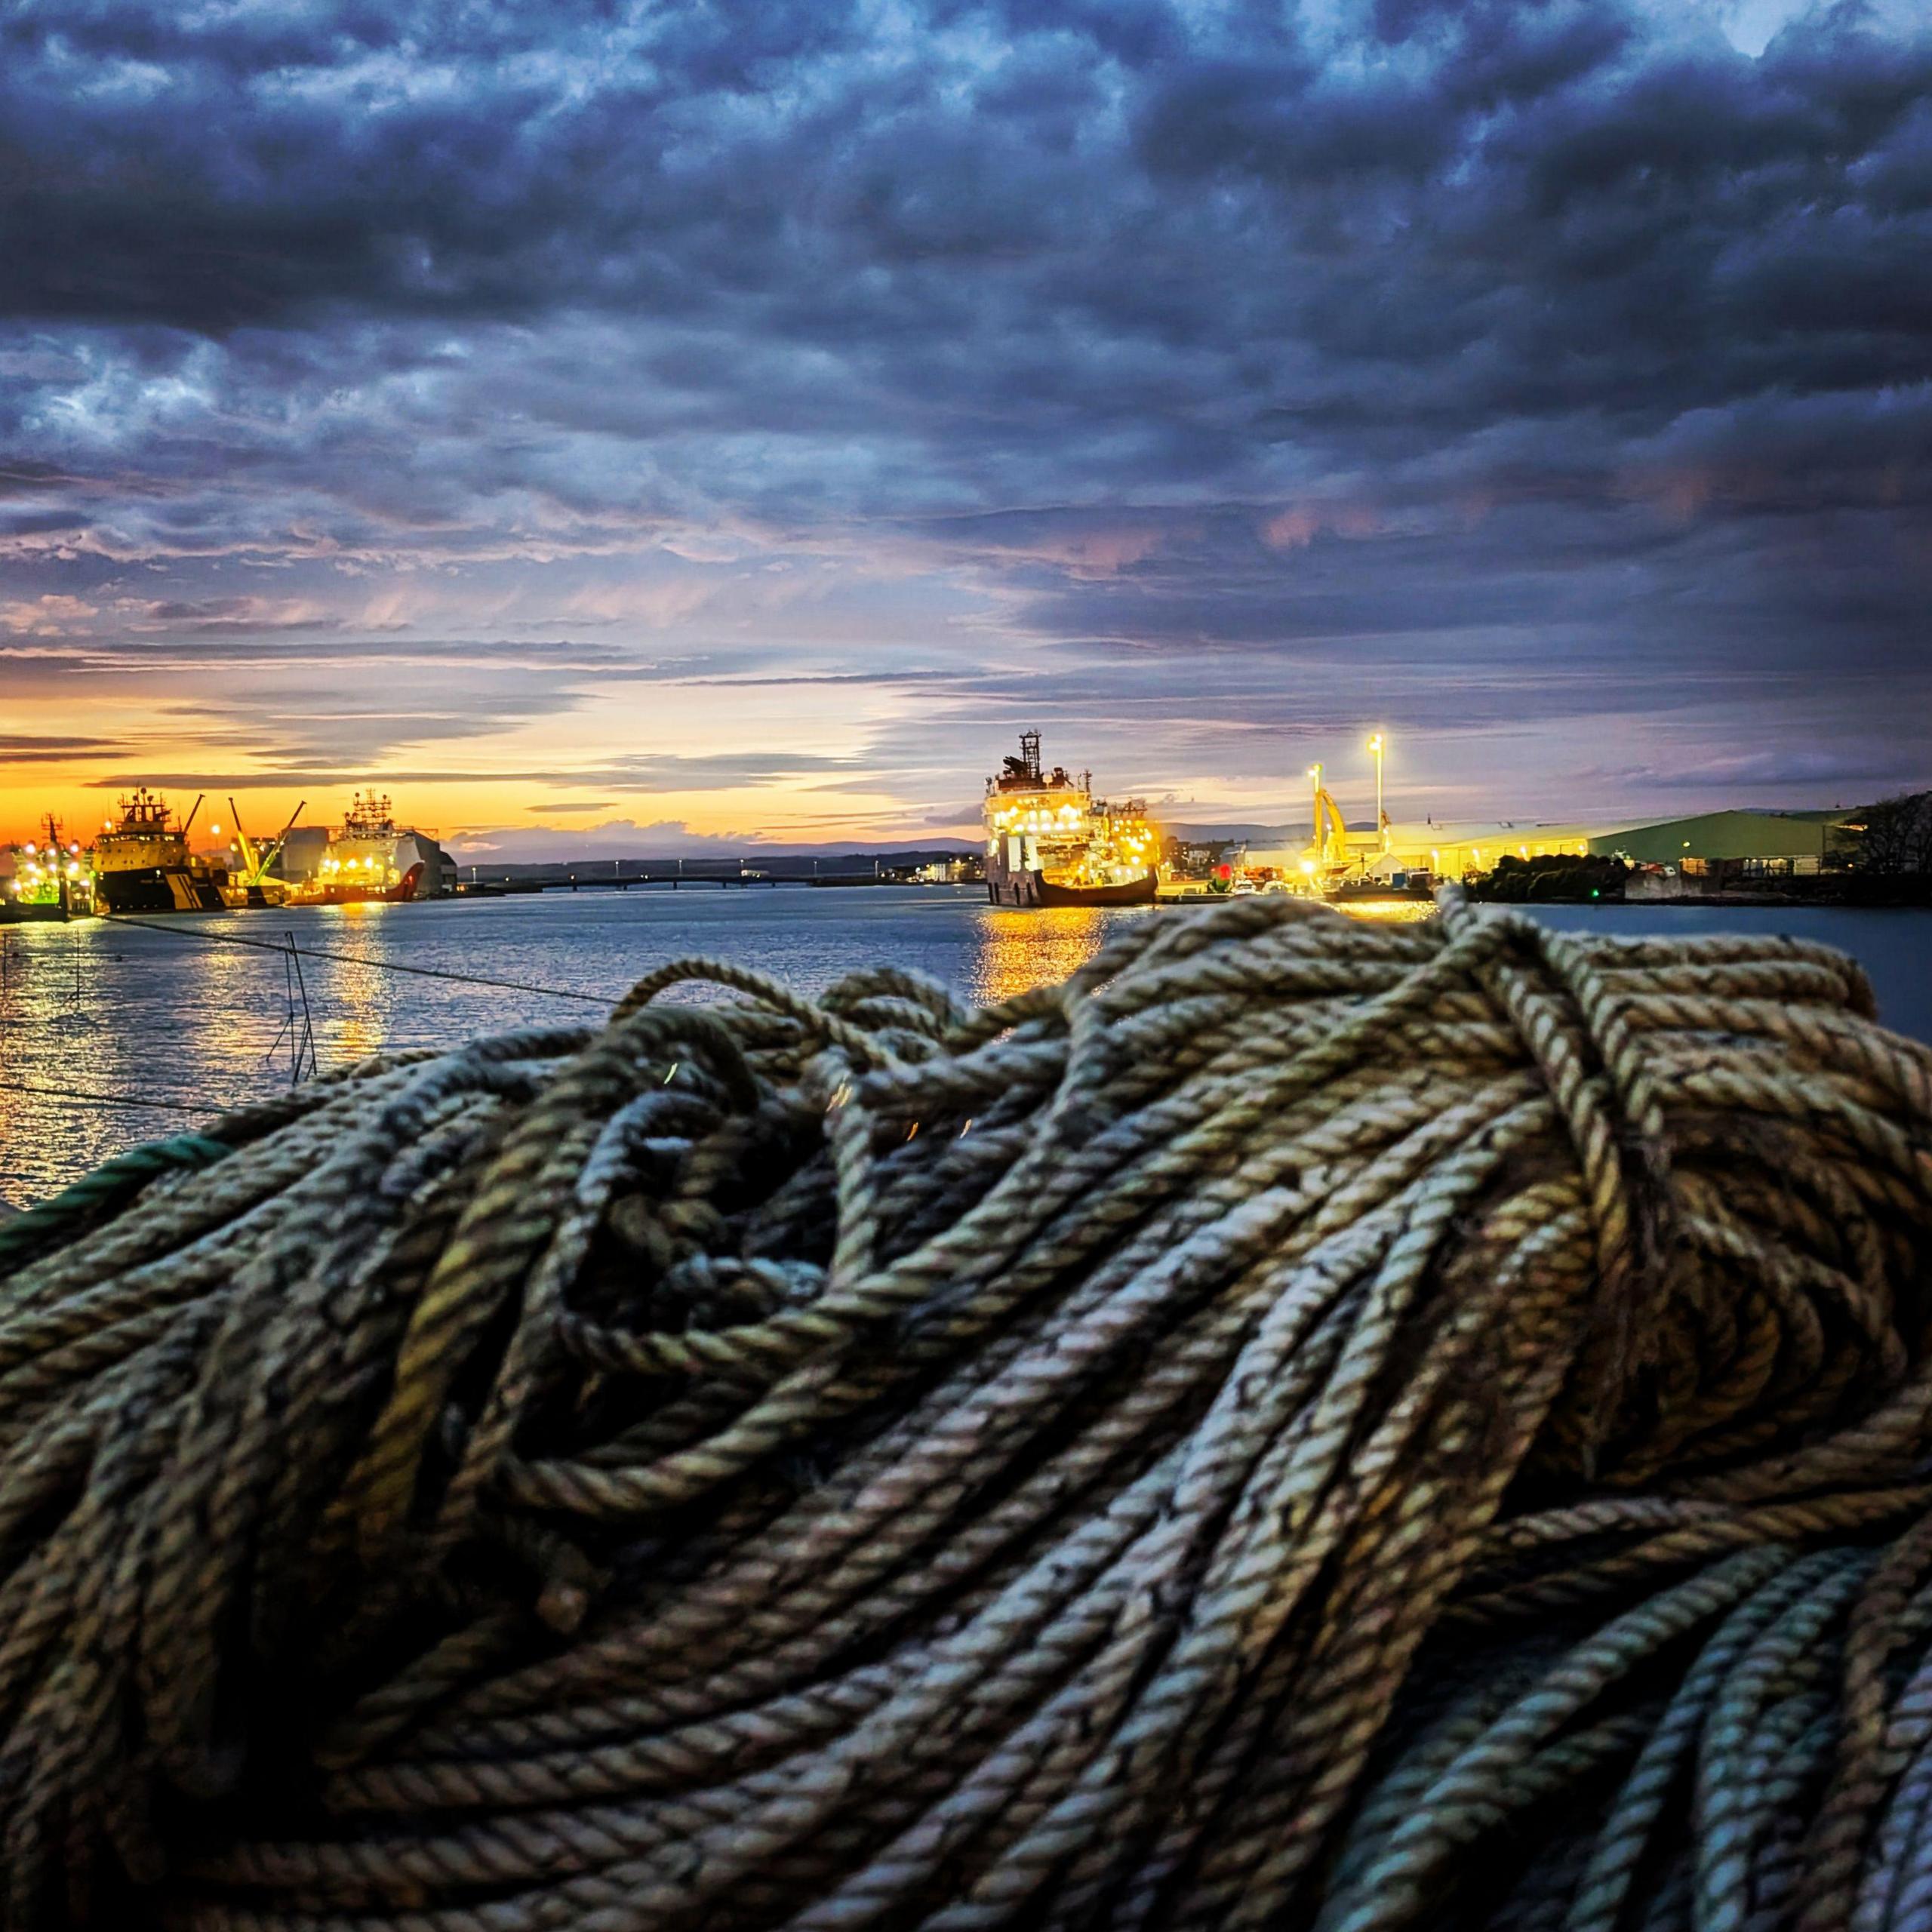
left=1, top=888, right=1930, bottom=1931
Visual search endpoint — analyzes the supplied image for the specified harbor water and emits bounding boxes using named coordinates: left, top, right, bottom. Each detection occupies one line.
left=2, top=885, right=1929, bottom=1203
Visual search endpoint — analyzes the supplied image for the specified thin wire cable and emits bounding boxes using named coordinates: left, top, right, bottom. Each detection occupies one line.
left=101, top=913, right=609, bottom=1005
left=0, top=1077, right=237, bottom=1115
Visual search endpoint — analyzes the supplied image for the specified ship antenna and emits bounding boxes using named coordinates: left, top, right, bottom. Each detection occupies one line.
left=1020, top=730, right=1042, bottom=784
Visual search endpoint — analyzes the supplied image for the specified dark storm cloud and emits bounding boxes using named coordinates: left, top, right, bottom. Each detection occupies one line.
left=6, top=2, right=1924, bottom=438
left=0, top=0, right=1927, bottom=816
left=0, top=2, right=863, bottom=333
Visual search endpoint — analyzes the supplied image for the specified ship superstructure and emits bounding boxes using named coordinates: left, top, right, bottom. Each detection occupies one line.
left=92, top=790, right=226, bottom=913
left=983, top=733, right=1159, bottom=909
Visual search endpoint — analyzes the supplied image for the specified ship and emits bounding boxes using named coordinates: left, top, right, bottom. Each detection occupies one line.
left=91, top=790, right=228, bottom=913
left=282, top=792, right=442, bottom=904
left=1, top=816, right=94, bottom=921
left=983, top=733, right=1160, bottom=909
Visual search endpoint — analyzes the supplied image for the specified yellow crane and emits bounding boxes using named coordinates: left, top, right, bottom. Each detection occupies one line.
left=1312, top=785, right=1350, bottom=871
left=224, top=797, right=305, bottom=908
left=1305, top=763, right=1354, bottom=884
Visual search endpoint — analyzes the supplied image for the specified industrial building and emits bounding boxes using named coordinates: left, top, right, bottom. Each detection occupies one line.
left=1244, top=821, right=1600, bottom=884
left=1586, top=810, right=1857, bottom=870
left=1244, top=804, right=1863, bottom=892
left=1238, top=731, right=1870, bottom=890
left=1380, top=822, right=1598, bottom=879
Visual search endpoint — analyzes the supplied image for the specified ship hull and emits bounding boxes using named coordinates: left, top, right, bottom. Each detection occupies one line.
left=95, top=866, right=226, bottom=913
left=293, top=862, right=426, bottom=906
left=986, top=863, right=1158, bottom=909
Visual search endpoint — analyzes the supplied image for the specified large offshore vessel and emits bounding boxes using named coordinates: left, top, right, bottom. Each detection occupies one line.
left=983, top=734, right=1160, bottom=909
left=285, top=792, right=438, bottom=904
left=92, top=790, right=227, bottom=912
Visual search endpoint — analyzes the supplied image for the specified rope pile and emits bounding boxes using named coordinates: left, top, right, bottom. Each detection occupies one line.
left=2, top=888, right=1930, bottom=1931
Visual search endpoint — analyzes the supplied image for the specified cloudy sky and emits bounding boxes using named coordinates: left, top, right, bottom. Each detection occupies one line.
left=2, top=0, right=1928, bottom=854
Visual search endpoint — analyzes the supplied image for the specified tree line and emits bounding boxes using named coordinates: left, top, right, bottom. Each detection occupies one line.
left=1853, top=790, right=1932, bottom=875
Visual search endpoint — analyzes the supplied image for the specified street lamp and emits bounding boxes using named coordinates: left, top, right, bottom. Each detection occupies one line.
left=1367, top=734, right=1386, bottom=852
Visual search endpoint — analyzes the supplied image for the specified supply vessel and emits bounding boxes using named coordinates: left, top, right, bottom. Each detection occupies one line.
left=983, top=733, right=1159, bottom=909
left=92, top=790, right=227, bottom=912
left=286, top=792, right=435, bottom=904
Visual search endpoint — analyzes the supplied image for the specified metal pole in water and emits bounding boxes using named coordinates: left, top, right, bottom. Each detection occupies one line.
left=281, top=931, right=315, bottom=1083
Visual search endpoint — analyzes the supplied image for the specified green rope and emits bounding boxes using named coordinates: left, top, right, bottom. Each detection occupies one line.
left=0, top=1131, right=233, bottom=1276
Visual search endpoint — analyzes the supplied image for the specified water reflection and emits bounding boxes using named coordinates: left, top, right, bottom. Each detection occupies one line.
left=319, top=902, right=393, bottom=1063
left=962, top=895, right=1435, bottom=1006
left=1333, top=898, right=1435, bottom=925
left=5, top=889, right=1925, bottom=1208
left=966, top=906, right=1146, bottom=1005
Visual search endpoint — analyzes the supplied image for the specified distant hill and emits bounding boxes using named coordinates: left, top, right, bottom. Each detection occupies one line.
left=452, top=848, right=974, bottom=884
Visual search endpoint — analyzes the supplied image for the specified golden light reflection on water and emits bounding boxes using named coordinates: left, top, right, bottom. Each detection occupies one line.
left=1332, top=898, right=1435, bottom=924
left=320, top=902, right=392, bottom=1063
left=961, top=898, right=1430, bottom=1007
left=967, top=906, right=1124, bottom=1005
